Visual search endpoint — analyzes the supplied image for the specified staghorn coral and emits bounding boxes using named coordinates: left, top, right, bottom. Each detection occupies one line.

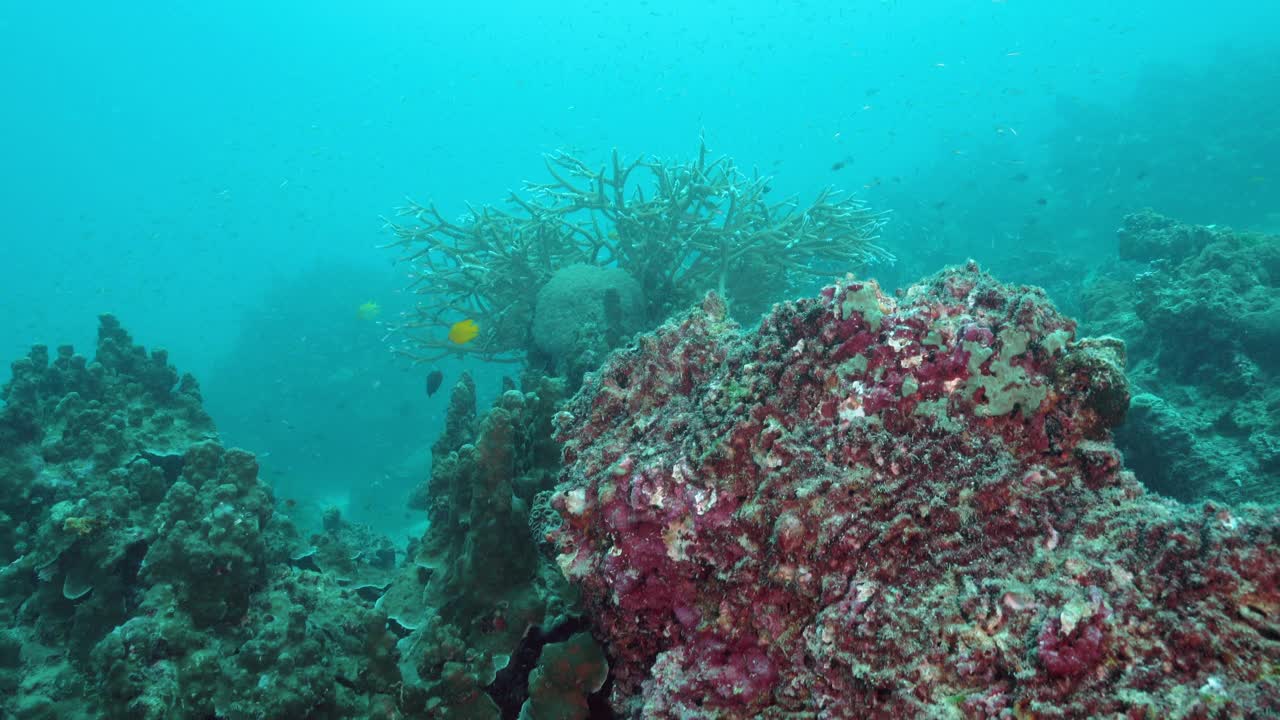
left=548, top=263, right=1279, bottom=717
left=382, top=141, right=889, bottom=364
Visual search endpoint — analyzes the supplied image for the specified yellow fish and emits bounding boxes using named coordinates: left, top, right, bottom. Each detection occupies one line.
left=356, top=301, right=381, bottom=321
left=448, top=319, right=480, bottom=345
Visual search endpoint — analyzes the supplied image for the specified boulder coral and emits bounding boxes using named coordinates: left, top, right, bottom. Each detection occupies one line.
left=532, top=263, right=646, bottom=383
left=549, top=264, right=1280, bottom=717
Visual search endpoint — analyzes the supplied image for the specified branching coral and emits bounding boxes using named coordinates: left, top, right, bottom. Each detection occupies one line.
left=382, top=140, right=890, bottom=362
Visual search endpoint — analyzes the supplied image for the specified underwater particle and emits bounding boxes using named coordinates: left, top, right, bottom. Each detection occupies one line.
left=425, top=369, right=444, bottom=397
left=448, top=319, right=480, bottom=345
left=356, top=300, right=381, bottom=321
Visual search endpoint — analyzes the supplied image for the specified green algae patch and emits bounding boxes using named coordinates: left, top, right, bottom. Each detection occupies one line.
left=838, top=355, right=869, bottom=379
left=913, top=398, right=965, bottom=434
left=900, top=375, right=919, bottom=398
left=962, top=327, right=1049, bottom=418
left=839, top=283, right=885, bottom=331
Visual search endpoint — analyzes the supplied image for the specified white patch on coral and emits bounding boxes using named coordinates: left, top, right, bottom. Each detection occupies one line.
left=555, top=547, right=594, bottom=579
left=838, top=394, right=867, bottom=424
left=563, top=487, right=588, bottom=516
left=691, top=486, right=717, bottom=515
left=663, top=517, right=694, bottom=561
left=671, top=458, right=693, bottom=485
left=1059, top=598, right=1091, bottom=636
left=648, top=480, right=667, bottom=508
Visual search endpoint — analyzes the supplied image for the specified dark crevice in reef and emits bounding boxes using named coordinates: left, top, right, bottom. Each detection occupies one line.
left=136, top=450, right=185, bottom=484
left=486, top=616, right=615, bottom=719
left=117, top=539, right=149, bottom=614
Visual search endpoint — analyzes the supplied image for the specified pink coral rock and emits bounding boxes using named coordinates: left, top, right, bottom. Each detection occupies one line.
left=548, top=264, right=1280, bottom=718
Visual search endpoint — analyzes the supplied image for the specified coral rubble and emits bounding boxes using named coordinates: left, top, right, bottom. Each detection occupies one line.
left=549, top=264, right=1280, bottom=717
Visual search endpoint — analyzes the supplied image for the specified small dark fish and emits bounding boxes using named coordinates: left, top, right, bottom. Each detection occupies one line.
left=1036, top=197, right=1048, bottom=206
left=426, top=369, right=444, bottom=397
left=1010, top=172, right=1030, bottom=183
left=831, top=160, right=848, bottom=171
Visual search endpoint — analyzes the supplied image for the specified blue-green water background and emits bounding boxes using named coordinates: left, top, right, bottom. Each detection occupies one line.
left=3, top=1, right=1277, bottom=535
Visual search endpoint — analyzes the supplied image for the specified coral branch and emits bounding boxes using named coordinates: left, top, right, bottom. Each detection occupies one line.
left=385, top=141, right=891, bottom=363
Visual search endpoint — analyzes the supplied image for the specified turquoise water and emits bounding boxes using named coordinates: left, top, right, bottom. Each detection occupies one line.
left=3, top=4, right=1280, bottom=717
left=2, top=1, right=1277, bottom=527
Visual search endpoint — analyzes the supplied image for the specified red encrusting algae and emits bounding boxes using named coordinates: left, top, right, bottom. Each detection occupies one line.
left=548, top=263, right=1280, bottom=717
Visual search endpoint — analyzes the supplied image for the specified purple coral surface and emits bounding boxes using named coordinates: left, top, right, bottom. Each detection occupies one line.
left=549, top=264, right=1280, bottom=717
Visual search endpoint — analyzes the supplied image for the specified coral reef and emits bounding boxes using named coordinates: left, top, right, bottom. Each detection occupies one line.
left=0, top=313, right=211, bottom=472
left=0, top=315, right=610, bottom=719
left=1085, top=210, right=1280, bottom=502
left=382, top=141, right=889, bottom=365
left=8, top=239, right=1276, bottom=718
left=0, top=317, right=401, bottom=719
left=548, top=264, right=1279, bottom=717
left=383, top=371, right=607, bottom=717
